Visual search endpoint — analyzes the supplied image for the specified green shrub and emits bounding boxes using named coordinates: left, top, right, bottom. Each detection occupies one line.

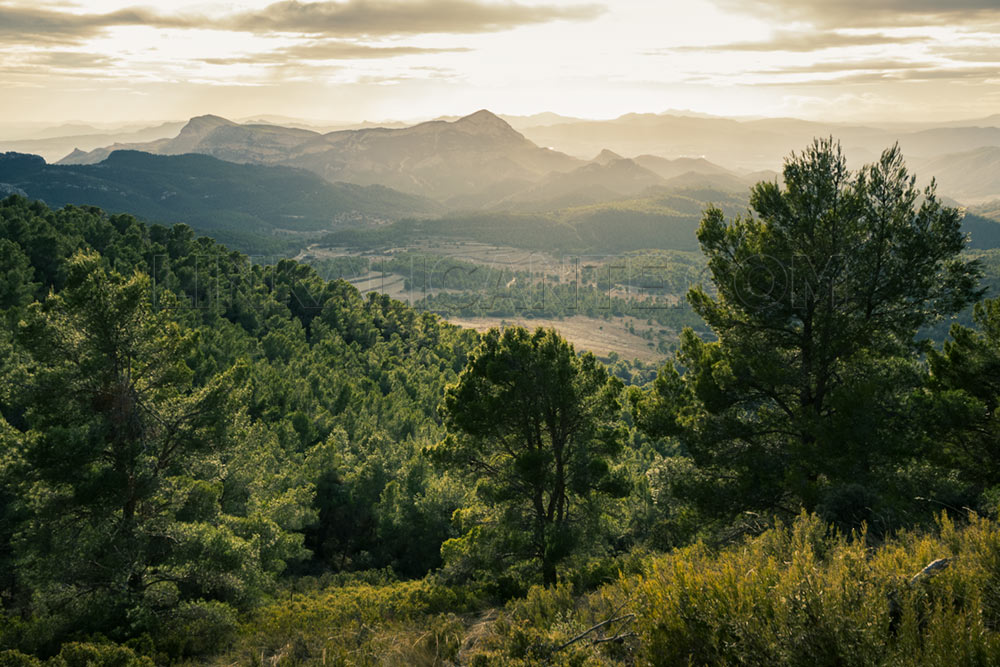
left=233, top=578, right=476, bottom=666
left=47, top=642, right=153, bottom=667
left=155, top=600, right=239, bottom=658
left=0, top=650, right=42, bottom=667
left=459, top=512, right=1000, bottom=666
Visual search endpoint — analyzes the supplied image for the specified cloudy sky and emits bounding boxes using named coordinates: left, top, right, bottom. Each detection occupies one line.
left=2, top=0, right=999, bottom=125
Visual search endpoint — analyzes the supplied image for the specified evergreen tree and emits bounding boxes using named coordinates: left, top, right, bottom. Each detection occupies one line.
left=433, top=326, right=626, bottom=587
left=634, top=139, right=981, bottom=527
left=9, top=251, right=304, bottom=646
left=924, top=297, right=1000, bottom=488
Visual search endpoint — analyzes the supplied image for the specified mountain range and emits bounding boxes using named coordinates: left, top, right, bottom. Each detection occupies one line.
left=54, top=109, right=1000, bottom=204
left=514, top=115, right=1000, bottom=203
left=58, top=111, right=583, bottom=206
left=517, top=112, right=1000, bottom=166
left=57, top=111, right=775, bottom=209
left=3, top=108, right=999, bottom=256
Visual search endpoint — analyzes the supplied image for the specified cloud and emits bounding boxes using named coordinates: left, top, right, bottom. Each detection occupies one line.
left=752, top=59, right=937, bottom=75
left=223, top=0, right=605, bottom=35
left=929, top=44, right=1000, bottom=63
left=659, top=30, right=929, bottom=53
left=865, top=66, right=1000, bottom=81
left=29, top=50, right=117, bottom=69
left=0, top=44, right=118, bottom=77
left=203, top=41, right=470, bottom=65
left=757, top=65, right=1000, bottom=86
left=0, top=0, right=604, bottom=45
left=710, top=0, right=1000, bottom=27
left=0, top=4, right=194, bottom=44
left=352, top=69, right=463, bottom=85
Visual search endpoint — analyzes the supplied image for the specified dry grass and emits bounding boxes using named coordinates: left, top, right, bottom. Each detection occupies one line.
left=444, top=315, right=669, bottom=363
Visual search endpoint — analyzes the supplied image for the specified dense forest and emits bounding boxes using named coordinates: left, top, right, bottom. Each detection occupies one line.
left=2, top=139, right=1000, bottom=665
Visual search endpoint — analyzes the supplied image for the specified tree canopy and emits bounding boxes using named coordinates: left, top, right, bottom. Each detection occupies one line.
left=1, top=131, right=1000, bottom=662
left=634, top=139, right=982, bottom=528
left=924, top=297, right=1000, bottom=486
left=433, top=326, right=627, bottom=587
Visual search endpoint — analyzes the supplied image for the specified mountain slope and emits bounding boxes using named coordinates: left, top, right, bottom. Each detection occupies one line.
left=498, top=155, right=666, bottom=209
left=0, top=150, right=439, bottom=251
left=58, top=114, right=320, bottom=166
left=590, top=149, right=625, bottom=165
left=911, top=146, right=1000, bottom=203
left=633, top=154, right=731, bottom=180
left=516, top=113, right=1000, bottom=193
left=897, top=127, right=1000, bottom=157
left=518, top=113, right=790, bottom=169
left=962, top=213, right=1000, bottom=249
left=0, top=121, right=185, bottom=163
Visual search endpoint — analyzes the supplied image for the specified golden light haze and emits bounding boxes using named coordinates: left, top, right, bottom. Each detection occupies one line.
left=1, top=0, right=999, bottom=125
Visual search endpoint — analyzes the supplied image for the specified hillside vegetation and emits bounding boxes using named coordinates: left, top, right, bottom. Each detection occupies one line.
left=2, top=139, right=1000, bottom=665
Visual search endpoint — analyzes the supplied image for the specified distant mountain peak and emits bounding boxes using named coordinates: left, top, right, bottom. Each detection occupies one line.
left=177, top=114, right=236, bottom=137
left=162, top=115, right=238, bottom=153
left=454, top=109, right=520, bottom=135
left=457, top=109, right=503, bottom=123
left=62, top=148, right=88, bottom=161
left=186, top=114, right=235, bottom=127
left=592, top=149, right=624, bottom=165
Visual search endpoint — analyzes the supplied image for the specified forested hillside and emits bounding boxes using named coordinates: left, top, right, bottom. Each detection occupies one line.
left=318, top=188, right=1000, bottom=255
left=0, top=195, right=482, bottom=659
left=0, top=151, right=439, bottom=254
left=3, top=140, right=1000, bottom=665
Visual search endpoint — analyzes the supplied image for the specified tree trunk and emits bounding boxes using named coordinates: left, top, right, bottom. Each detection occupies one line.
left=542, top=555, right=557, bottom=586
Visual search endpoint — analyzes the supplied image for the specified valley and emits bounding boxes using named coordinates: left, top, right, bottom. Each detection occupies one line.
left=7, top=1, right=1000, bottom=663
left=7, top=108, right=1000, bottom=365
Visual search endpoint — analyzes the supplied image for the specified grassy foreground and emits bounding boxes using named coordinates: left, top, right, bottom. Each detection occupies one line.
left=170, top=511, right=1000, bottom=666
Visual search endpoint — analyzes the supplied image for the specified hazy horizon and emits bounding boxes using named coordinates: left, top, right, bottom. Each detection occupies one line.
left=3, top=0, right=1000, bottom=126
left=5, top=105, right=1000, bottom=137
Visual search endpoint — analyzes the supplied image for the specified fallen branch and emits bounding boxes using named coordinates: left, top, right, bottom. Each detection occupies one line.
left=592, top=631, right=638, bottom=645
left=556, top=613, right=635, bottom=652
left=888, top=557, right=954, bottom=636
left=909, top=558, right=952, bottom=586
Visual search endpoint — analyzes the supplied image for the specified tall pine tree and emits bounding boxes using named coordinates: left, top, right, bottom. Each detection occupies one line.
left=635, top=139, right=981, bottom=528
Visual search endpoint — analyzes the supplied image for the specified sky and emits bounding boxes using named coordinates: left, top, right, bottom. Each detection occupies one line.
left=1, top=0, right=999, bottom=125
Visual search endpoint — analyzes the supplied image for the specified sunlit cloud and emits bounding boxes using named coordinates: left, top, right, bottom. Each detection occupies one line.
left=0, top=0, right=998, bottom=124
left=754, top=66, right=1000, bottom=86
left=0, top=0, right=604, bottom=45
left=709, top=0, right=1000, bottom=28
left=202, top=41, right=469, bottom=66
left=656, top=30, right=929, bottom=53
left=929, top=44, right=1000, bottom=63
left=0, top=4, right=193, bottom=44
left=750, top=59, right=939, bottom=75
left=220, top=0, right=606, bottom=36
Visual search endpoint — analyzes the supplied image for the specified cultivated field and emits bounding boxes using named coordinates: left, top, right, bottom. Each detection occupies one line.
left=444, top=314, right=670, bottom=363
left=303, top=242, right=685, bottom=362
